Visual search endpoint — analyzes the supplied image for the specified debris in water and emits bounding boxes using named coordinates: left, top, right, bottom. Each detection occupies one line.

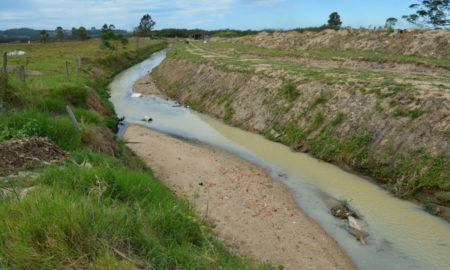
left=141, top=116, right=153, bottom=122
left=131, top=93, right=143, bottom=98
left=330, top=202, right=357, bottom=219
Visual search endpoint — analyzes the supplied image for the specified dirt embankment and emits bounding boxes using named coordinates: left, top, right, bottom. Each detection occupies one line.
left=212, top=28, right=450, bottom=59
left=123, top=124, right=357, bottom=270
left=152, top=42, right=450, bottom=220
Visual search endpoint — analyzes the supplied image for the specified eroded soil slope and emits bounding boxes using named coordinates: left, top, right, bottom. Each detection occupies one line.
left=212, top=28, right=450, bottom=58
left=152, top=38, right=450, bottom=220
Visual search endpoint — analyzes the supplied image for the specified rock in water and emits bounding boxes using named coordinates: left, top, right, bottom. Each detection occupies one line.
left=348, top=216, right=367, bottom=232
left=141, top=116, right=153, bottom=122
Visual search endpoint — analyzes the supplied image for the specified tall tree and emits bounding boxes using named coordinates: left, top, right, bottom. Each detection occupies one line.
left=78, top=27, right=88, bottom=40
left=39, top=30, right=49, bottom=43
left=55, top=26, right=64, bottom=41
left=136, top=14, right=156, bottom=36
left=327, top=12, right=342, bottom=28
left=71, top=27, right=78, bottom=39
left=402, top=0, right=449, bottom=28
left=100, top=23, right=128, bottom=50
left=385, top=17, right=398, bottom=29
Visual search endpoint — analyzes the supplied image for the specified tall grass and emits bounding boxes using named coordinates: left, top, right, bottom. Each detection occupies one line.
left=0, top=152, right=270, bottom=269
left=0, top=108, right=81, bottom=150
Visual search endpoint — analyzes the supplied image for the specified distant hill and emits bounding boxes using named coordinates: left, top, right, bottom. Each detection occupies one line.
left=0, top=28, right=39, bottom=38
left=0, top=27, right=129, bottom=43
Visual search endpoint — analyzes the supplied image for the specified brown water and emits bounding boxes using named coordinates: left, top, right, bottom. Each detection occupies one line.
left=110, top=48, right=450, bottom=270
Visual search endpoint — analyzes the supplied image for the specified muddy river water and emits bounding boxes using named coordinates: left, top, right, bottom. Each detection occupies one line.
left=109, top=48, right=450, bottom=270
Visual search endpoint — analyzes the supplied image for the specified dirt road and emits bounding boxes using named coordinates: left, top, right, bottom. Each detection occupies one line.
left=123, top=124, right=356, bottom=270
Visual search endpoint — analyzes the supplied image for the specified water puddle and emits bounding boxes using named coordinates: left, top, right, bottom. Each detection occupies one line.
left=109, top=48, right=450, bottom=270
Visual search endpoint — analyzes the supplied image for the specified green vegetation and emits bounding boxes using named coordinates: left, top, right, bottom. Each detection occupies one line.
left=327, top=12, right=342, bottom=28
left=0, top=152, right=268, bottom=269
left=308, top=95, right=327, bottom=110
left=224, top=102, right=234, bottom=122
left=280, top=122, right=306, bottom=145
left=281, top=82, right=300, bottom=101
left=308, top=112, right=325, bottom=132
left=330, top=112, right=345, bottom=126
left=0, top=39, right=269, bottom=269
left=402, top=0, right=450, bottom=28
left=393, top=107, right=424, bottom=119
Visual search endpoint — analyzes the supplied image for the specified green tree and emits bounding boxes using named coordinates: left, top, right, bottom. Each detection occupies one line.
left=39, top=30, right=49, bottom=43
left=71, top=27, right=78, bottom=39
left=385, top=17, right=398, bottom=28
left=55, top=26, right=64, bottom=41
left=402, top=0, right=449, bottom=28
left=100, top=24, right=128, bottom=50
left=136, top=14, right=156, bottom=36
left=78, top=26, right=88, bottom=40
left=327, top=12, right=342, bottom=28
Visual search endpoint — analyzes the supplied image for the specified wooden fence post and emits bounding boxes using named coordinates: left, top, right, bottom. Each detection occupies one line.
left=2, top=52, right=7, bottom=101
left=19, top=65, right=25, bottom=83
left=2, top=52, right=6, bottom=74
left=65, top=61, right=70, bottom=81
left=77, top=56, right=81, bottom=70
left=75, top=57, right=79, bottom=73
left=66, top=105, right=80, bottom=130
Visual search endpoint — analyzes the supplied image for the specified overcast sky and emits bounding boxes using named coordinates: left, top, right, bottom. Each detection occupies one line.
left=0, top=0, right=417, bottom=30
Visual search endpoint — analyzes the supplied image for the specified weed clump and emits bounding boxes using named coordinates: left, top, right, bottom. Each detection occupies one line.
left=281, top=82, right=300, bottom=102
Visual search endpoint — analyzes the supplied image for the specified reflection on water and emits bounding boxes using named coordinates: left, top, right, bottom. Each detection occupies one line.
left=109, top=49, right=450, bottom=270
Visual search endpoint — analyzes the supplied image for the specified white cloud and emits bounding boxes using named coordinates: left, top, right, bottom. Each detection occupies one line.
left=0, top=0, right=288, bottom=29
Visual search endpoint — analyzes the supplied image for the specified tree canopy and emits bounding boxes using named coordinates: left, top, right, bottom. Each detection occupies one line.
left=402, top=0, right=449, bottom=28
left=135, top=14, right=156, bottom=36
left=39, top=30, right=49, bottom=43
left=327, top=12, right=342, bottom=28
left=385, top=17, right=398, bottom=29
left=55, top=26, right=64, bottom=41
left=71, top=27, right=88, bottom=40
left=100, top=24, right=128, bottom=50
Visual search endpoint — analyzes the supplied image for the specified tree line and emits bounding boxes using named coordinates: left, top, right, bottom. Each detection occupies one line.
left=4, top=1, right=447, bottom=44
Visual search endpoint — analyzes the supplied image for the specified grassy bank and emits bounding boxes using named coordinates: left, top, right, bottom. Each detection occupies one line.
left=0, top=40, right=271, bottom=269
left=153, top=41, right=450, bottom=220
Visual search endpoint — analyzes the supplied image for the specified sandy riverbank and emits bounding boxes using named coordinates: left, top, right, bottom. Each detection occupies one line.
left=123, top=124, right=356, bottom=270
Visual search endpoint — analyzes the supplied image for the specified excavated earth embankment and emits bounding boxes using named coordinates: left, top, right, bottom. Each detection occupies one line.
left=212, top=28, right=450, bottom=58
left=151, top=33, right=450, bottom=220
